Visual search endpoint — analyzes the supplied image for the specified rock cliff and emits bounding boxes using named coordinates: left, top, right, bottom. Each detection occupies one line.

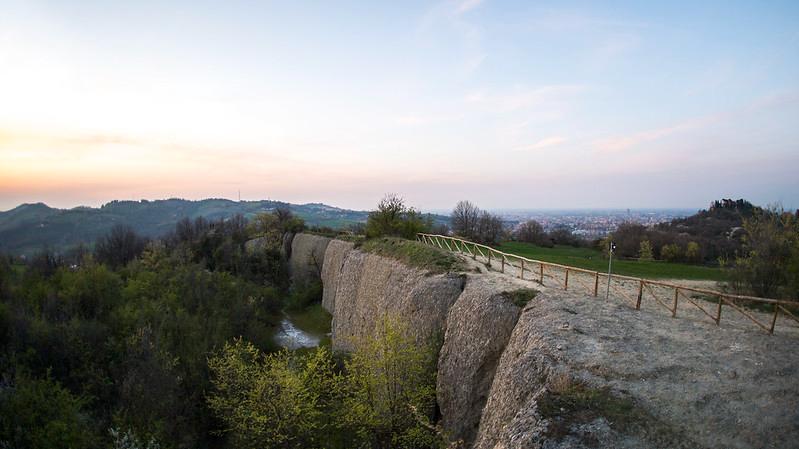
left=437, top=276, right=523, bottom=446
left=279, top=233, right=799, bottom=449
left=320, top=239, right=354, bottom=313
left=329, top=249, right=464, bottom=351
left=288, top=233, right=331, bottom=286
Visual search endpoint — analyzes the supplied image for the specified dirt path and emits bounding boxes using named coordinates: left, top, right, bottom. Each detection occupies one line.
left=458, top=250, right=799, bottom=336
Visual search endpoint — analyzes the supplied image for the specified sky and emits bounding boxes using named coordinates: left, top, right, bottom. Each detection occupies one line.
left=1, top=0, right=798, bottom=212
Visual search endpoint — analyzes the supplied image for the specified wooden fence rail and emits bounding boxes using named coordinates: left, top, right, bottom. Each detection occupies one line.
left=417, top=233, right=799, bottom=335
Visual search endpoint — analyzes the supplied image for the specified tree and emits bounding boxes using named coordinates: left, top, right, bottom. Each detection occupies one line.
left=451, top=201, right=480, bottom=240
left=549, top=226, right=582, bottom=247
left=475, top=211, right=505, bottom=245
left=366, top=194, right=430, bottom=239
left=638, top=240, right=654, bottom=261
left=95, top=224, right=147, bottom=269
left=660, top=243, right=683, bottom=262
left=0, top=374, right=96, bottom=449
left=344, top=315, right=442, bottom=449
left=685, top=241, right=701, bottom=264
left=208, top=340, right=347, bottom=449
left=515, top=220, right=548, bottom=245
left=730, top=208, right=797, bottom=298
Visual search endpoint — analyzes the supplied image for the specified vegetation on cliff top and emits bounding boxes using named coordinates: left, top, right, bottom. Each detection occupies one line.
left=360, top=237, right=466, bottom=274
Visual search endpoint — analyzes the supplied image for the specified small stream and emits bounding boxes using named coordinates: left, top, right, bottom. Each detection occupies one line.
left=273, top=314, right=323, bottom=350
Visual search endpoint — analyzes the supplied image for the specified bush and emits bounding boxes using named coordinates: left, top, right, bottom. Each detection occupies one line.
left=660, top=243, right=682, bottom=262
left=366, top=194, right=431, bottom=240
left=285, top=280, right=323, bottom=311
left=729, top=209, right=798, bottom=298
left=638, top=240, right=654, bottom=261
left=0, top=374, right=95, bottom=449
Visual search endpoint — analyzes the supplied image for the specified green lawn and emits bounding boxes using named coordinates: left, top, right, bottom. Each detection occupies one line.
left=495, top=241, right=728, bottom=282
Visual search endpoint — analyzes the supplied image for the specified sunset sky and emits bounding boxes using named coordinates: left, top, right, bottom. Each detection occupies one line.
left=1, top=0, right=798, bottom=211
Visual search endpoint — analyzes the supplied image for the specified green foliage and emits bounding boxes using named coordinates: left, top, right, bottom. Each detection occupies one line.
left=208, top=317, right=445, bottom=449
left=503, top=288, right=539, bottom=307
left=208, top=340, right=347, bottom=449
left=660, top=243, right=682, bottom=262
left=0, top=217, right=286, bottom=448
left=685, top=241, right=701, bottom=263
left=360, top=237, right=466, bottom=273
left=285, top=280, right=323, bottom=311
left=344, top=316, right=443, bottom=449
left=730, top=209, right=799, bottom=298
left=0, top=374, right=95, bottom=449
left=638, top=240, right=654, bottom=261
left=365, top=194, right=432, bottom=240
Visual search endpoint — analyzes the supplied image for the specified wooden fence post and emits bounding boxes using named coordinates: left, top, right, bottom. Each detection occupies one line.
left=770, top=307, right=779, bottom=334
left=636, top=280, right=643, bottom=310
left=593, top=272, right=599, bottom=297
left=716, top=296, right=722, bottom=325
left=539, top=263, right=544, bottom=284
left=672, top=288, right=679, bottom=317
left=564, top=269, right=569, bottom=291
left=520, top=259, right=525, bottom=280
left=501, top=255, right=505, bottom=273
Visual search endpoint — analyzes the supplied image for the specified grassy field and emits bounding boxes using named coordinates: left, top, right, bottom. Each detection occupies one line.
left=495, top=241, right=728, bottom=282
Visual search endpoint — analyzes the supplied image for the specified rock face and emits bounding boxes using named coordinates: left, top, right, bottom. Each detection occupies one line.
left=281, top=232, right=295, bottom=258
left=281, top=233, right=799, bottom=449
left=320, top=240, right=355, bottom=313
left=437, top=277, right=522, bottom=447
left=288, top=233, right=331, bottom=286
left=330, top=250, right=465, bottom=351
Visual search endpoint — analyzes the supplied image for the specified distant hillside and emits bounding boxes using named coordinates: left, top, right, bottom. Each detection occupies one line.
left=0, top=198, right=373, bottom=256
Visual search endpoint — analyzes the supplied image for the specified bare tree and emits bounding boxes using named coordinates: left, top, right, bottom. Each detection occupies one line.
left=451, top=200, right=480, bottom=240
left=515, top=220, right=547, bottom=244
left=476, top=211, right=505, bottom=245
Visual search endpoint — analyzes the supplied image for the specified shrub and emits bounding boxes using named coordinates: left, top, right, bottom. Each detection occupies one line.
left=638, top=240, right=654, bottom=261
left=660, top=243, right=682, bottom=262
left=366, top=194, right=431, bottom=240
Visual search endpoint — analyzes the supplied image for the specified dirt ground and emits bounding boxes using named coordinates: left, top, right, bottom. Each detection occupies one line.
left=459, top=254, right=799, bottom=448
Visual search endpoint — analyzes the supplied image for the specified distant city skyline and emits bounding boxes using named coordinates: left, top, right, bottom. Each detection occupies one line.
left=1, top=1, right=797, bottom=211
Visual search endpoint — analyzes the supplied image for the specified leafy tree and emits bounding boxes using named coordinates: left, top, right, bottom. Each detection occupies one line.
left=366, top=194, right=431, bottom=240
left=208, top=341, right=346, bottom=449
left=0, top=374, right=95, bottom=449
left=685, top=241, right=701, bottom=264
left=660, top=243, right=683, bottom=262
left=730, top=208, right=798, bottom=298
left=344, top=316, right=443, bottom=449
left=638, top=240, right=654, bottom=261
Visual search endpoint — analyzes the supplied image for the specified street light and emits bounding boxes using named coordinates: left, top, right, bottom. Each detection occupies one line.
left=605, top=241, right=616, bottom=300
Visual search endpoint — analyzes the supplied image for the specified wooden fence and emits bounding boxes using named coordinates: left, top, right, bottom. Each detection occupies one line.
left=417, top=233, right=799, bottom=335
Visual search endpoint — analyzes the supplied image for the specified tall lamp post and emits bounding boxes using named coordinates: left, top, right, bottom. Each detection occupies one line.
left=605, top=241, right=616, bottom=300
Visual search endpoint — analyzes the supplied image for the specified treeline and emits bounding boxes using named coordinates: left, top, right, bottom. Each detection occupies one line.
left=1, top=204, right=449, bottom=449
left=0, top=211, right=296, bottom=448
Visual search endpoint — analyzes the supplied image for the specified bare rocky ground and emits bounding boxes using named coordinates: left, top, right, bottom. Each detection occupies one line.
left=460, top=255, right=799, bottom=449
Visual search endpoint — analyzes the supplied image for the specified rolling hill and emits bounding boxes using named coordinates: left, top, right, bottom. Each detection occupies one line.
left=0, top=198, right=373, bottom=256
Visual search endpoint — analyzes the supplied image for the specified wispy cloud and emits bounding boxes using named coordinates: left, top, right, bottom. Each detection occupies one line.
left=513, top=136, right=568, bottom=152
left=465, top=84, right=586, bottom=114
left=592, top=91, right=799, bottom=154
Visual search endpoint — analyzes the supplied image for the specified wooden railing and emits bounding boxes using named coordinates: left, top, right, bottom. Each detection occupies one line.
left=417, top=233, right=799, bottom=335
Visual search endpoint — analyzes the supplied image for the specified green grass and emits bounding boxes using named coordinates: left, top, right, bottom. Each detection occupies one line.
left=503, top=288, right=539, bottom=307
left=359, top=237, right=467, bottom=274
left=495, top=241, right=728, bottom=282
